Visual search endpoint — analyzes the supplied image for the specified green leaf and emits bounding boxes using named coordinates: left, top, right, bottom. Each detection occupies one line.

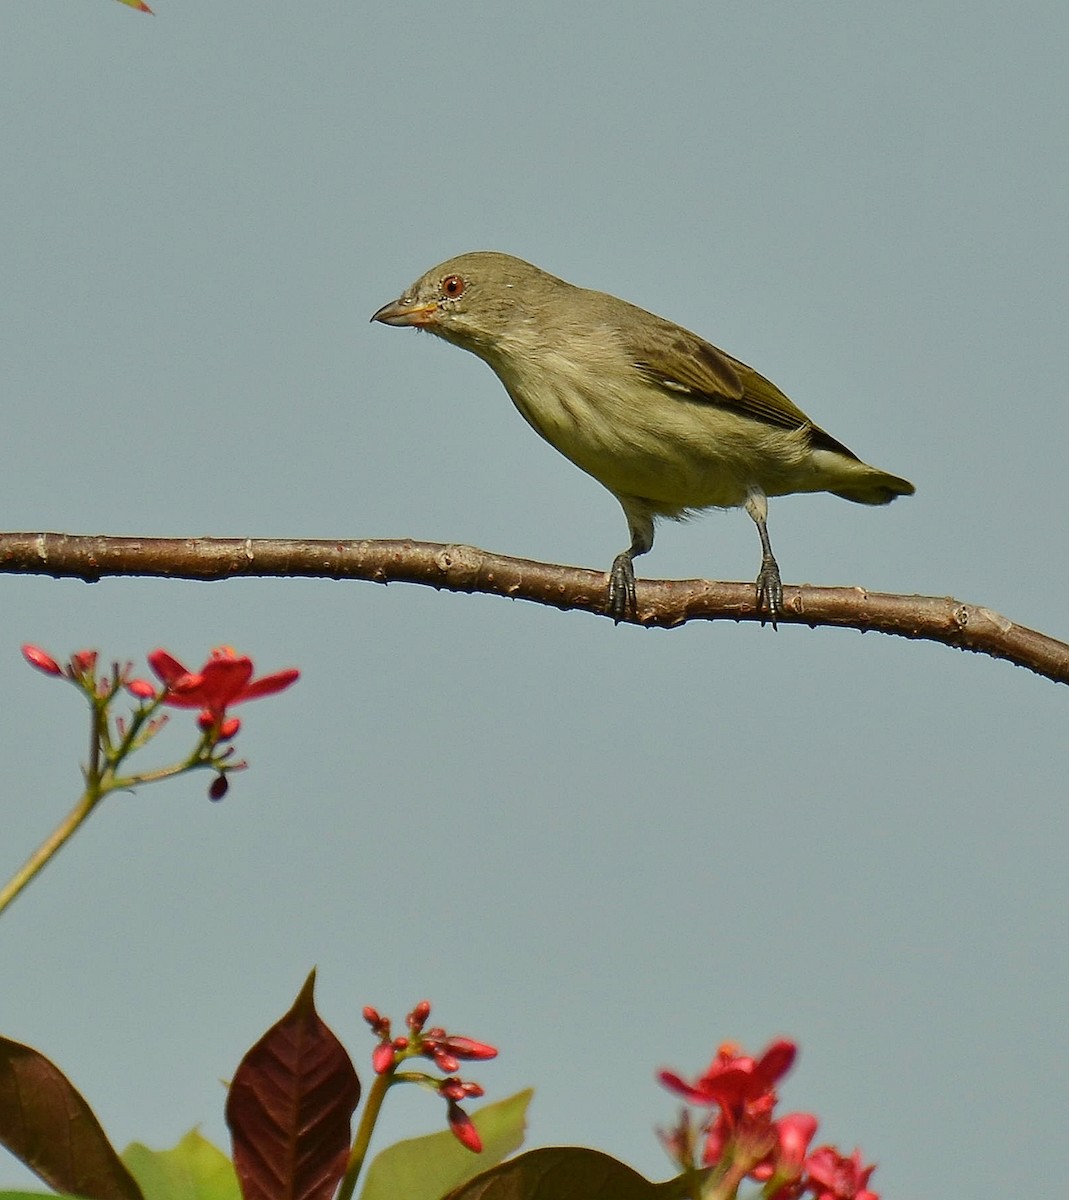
left=0, top=1193, right=88, bottom=1200
left=359, top=1089, right=531, bottom=1200
left=0, top=1035, right=143, bottom=1200
left=441, top=1147, right=693, bottom=1200
left=122, top=1130, right=240, bottom=1200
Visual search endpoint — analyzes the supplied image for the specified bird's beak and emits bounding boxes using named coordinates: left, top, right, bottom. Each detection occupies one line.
left=370, top=297, right=438, bottom=327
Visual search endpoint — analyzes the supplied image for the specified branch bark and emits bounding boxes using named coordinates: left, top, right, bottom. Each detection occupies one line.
left=2, top=531, right=1066, bottom=686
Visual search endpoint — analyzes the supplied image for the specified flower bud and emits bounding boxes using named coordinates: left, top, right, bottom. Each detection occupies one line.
left=372, top=1042, right=396, bottom=1075
left=70, top=650, right=98, bottom=676
left=21, top=645, right=62, bottom=676
left=407, top=1000, right=431, bottom=1030
left=441, top=1035, right=498, bottom=1061
left=446, top=1101, right=482, bottom=1153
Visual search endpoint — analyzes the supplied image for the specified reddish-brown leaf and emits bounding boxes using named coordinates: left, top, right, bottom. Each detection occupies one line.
left=0, top=1034, right=143, bottom=1200
left=225, top=971, right=361, bottom=1200
left=443, top=1147, right=694, bottom=1200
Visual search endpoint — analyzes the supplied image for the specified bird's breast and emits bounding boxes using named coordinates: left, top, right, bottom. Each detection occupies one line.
left=486, top=341, right=817, bottom=513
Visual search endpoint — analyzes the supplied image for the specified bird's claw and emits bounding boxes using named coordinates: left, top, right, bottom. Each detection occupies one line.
left=755, top=553, right=783, bottom=629
left=608, top=553, right=637, bottom=623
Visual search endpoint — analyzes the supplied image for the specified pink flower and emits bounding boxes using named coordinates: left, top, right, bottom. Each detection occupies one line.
left=148, top=647, right=298, bottom=725
left=805, top=1146, right=879, bottom=1200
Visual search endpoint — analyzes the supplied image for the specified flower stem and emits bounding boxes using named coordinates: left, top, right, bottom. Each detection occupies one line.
left=336, top=1070, right=392, bottom=1200
left=0, top=702, right=115, bottom=919
left=704, top=1159, right=748, bottom=1200
left=0, top=783, right=102, bottom=918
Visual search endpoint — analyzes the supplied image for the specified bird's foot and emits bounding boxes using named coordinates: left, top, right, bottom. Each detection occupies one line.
left=755, top=553, right=783, bottom=629
left=608, top=553, right=637, bottom=623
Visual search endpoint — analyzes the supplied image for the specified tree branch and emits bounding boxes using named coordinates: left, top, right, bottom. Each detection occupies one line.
left=2, top=531, right=1066, bottom=685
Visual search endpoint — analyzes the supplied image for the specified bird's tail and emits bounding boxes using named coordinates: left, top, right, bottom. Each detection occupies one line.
left=831, top=468, right=915, bottom=506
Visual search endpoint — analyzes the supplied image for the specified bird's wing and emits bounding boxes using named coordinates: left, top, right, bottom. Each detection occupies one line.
left=627, top=319, right=859, bottom=461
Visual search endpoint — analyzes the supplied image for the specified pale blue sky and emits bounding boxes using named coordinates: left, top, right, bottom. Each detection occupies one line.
left=2, top=4, right=1067, bottom=1197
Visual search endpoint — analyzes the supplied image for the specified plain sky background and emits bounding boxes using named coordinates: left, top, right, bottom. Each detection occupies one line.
left=2, top=4, right=1067, bottom=1197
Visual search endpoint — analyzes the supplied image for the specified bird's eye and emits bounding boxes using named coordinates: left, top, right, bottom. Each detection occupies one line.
left=441, top=274, right=466, bottom=299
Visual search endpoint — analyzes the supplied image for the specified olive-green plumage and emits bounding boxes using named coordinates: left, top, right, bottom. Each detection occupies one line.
left=373, top=251, right=913, bottom=623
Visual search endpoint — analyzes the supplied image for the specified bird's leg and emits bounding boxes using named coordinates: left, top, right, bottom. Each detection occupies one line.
left=744, top=488, right=782, bottom=629
left=608, top=508, right=654, bottom=624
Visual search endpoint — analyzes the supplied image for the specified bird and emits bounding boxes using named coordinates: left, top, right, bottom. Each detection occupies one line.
left=371, top=251, right=914, bottom=625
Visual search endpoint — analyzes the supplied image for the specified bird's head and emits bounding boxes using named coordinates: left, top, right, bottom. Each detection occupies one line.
left=371, top=251, right=568, bottom=361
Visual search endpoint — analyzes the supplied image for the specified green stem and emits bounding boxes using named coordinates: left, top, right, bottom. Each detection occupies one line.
left=336, top=1070, right=393, bottom=1200
left=0, top=689, right=212, bottom=919
left=0, top=702, right=114, bottom=919
left=704, top=1158, right=748, bottom=1200
left=88, top=695, right=103, bottom=779
left=0, top=783, right=103, bottom=918
left=109, top=759, right=205, bottom=791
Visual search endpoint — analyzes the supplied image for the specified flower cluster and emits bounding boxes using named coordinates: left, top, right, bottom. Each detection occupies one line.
left=22, top=645, right=102, bottom=685
left=363, top=999, right=497, bottom=1152
left=22, top=643, right=298, bottom=800
left=659, top=1040, right=877, bottom=1200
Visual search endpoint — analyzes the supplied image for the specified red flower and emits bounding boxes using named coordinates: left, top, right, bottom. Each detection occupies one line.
left=750, top=1112, right=819, bottom=1199
left=659, top=1039, right=797, bottom=1114
left=805, top=1146, right=879, bottom=1200
left=148, top=647, right=298, bottom=722
left=774, top=1112, right=819, bottom=1174
left=660, top=1041, right=800, bottom=1176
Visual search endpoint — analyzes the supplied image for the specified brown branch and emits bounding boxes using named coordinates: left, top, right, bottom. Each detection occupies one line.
left=1, top=531, right=1066, bottom=685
